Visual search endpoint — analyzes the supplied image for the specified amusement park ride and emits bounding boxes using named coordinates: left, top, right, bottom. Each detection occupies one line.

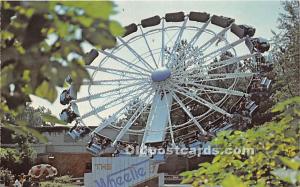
left=59, top=11, right=273, bottom=161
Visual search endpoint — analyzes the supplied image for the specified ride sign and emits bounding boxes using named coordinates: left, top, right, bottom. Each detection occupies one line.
left=84, top=157, right=153, bottom=187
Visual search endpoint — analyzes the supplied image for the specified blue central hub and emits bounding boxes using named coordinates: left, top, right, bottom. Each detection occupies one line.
left=151, top=67, right=171, bottom=82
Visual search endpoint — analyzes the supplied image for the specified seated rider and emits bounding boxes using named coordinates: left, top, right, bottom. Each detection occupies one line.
left=60, top=89, right=73, bottom=105
left=252, top=38, right=270, bottom=53
left=69, top=122, right=78, bottom=133
left=60, top=106, right=78, bottom=123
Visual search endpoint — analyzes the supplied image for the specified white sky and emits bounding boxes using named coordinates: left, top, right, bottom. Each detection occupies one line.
left=30, top=0, right=283, bottom=125
left=112, top=0, right=282, bottom=38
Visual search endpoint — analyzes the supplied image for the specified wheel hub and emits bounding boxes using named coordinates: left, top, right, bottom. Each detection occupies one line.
left=151, top=67, right=171, bottom=82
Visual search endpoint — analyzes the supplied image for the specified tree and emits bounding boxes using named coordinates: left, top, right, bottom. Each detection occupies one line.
left=0, top=104, right=59, bottom=174
left=271, top=1, right=300, bottom=100
left=0, top=168, right=14, bottom=186
left=0, top=1, right=124, bottom=139
left=0, top=144, right=34, bottom=176
left=1, top=104, right=56, bottom=145
left=16, top=105, right=55, bottom=128
left=0, top=146, right=30, bottom=175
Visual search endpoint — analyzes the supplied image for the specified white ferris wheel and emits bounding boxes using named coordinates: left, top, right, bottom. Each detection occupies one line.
left=59, top=12, right=272, bottom=157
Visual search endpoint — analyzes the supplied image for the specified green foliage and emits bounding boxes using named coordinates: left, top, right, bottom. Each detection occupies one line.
left=0, top=134, right=36, bottom=175
left=221, top=175, right=247, bottom=187
left=53, top=175, right=72, bottom=184
left=39, top=175, right=75, bottom=187
left=0, top=148, right=20, bottom=166
left=109, top=21, right=125, bottom=37
left=272, top=96, right=300, bottom=113
left=1, top=104, right=62, bottom=143
left=35, top=81, right=57, bottom=103
left=0, top=147, right=32, bottom=175
left=40, top=181, right=77, bottom=187
left=271, top=1, right=300, bottom=100
left=41, top=113, right=66, bottom=125
left=0, top=168, right=14, bottom=184
left=0, top=105, right=60, bottom=173
left=3, top=122, right=48, bottom=143
left=181, top=97, right=300, bottom=186
left=1, top=1, right=123, bottom=138
left=271, top=156, right=300, bottom=185
left=59, top=1, right=115, bottom=19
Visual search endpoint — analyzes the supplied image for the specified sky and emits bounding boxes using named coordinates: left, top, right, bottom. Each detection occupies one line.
left=30, top=0, right=283, bottom=125
left=112, top=0, right=282, bottom=38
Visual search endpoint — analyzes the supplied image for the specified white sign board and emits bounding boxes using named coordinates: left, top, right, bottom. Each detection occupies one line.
left=84, top=157, right=154, bottom=187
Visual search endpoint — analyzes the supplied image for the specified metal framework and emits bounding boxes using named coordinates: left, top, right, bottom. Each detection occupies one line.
left=58, top=11, right=272, bottom=157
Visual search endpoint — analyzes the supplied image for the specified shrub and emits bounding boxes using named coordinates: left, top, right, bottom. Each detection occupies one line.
left=181, top=97, right=300, bottom=186
left=53, top=175, right=72, bottom=184
left=41, top=181, right=76, bottom=187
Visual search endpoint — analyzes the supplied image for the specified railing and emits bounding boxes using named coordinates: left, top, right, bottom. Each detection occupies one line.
left=164, top=175, right=185, bottom=185
left=70, top=177, right=84, bottom=186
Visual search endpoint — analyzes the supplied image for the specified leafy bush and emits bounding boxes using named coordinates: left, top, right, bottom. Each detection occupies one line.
left=0, top=168, right=14, bottom=184
left=39, top=175, right=75, bottom=187
left=41, top=181, right=76, bottom=187
left=0, top=148, right=21, bottom=174
left=53, top=175, right=72, bottom=184
left=181, top=97, right=300, bottom=186
left=0, top=135, right=35, bottom=174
